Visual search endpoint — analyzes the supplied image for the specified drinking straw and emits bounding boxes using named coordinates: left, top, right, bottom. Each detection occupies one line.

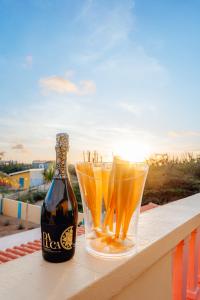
left=122, top=167, right=146, bottom=239
left=114, top=159, right=131, bottom=239
left=101, top=166, right=110, bottom=209
left=87, top=151, right=91, bottom=162
left=77, top=162, right=105, bottom=230
left=92, top=164, right=102, bottom=228
left=84, top=163, right=97, bottom=224
left=103, top=192, right=114, bottom=231
left=83, top=151, right=86, bottom=162
left=76, top=163, right=96, bottom=226
left=121, top=172, right=136, bottom=239
left=103, top=159, right=117, bottom=231
left=114, top=162, right=123, bottom=238
left=103, top=157, right=125, bottom=235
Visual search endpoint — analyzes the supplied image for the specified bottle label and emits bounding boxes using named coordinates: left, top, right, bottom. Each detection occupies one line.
left=42, top=224, right=75, bottom=253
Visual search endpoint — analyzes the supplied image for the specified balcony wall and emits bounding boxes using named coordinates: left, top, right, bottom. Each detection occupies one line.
left=0, top=194, right=200, bottom=300
left=0, top=197, right=84, bottom=224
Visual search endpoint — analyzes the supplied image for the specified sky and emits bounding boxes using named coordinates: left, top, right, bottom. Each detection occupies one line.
left=0, top=0, right=200, bottom=162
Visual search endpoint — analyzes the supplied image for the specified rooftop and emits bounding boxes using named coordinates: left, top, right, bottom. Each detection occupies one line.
left=9, top=168, right=44, bottom=176
left=32, top=160, right=53, bottom=164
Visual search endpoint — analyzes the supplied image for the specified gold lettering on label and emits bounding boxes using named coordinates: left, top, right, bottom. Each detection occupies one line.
left=43, top=231, right=61, bottom=250
left=50, top=241, right=57, bottom=249
left=43, top=232, right=50, bottom=248
left=43, top=230, right=67, bottom=250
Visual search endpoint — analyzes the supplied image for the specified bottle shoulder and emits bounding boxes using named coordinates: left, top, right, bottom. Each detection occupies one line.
left=43, top=178, right=77, bottom=213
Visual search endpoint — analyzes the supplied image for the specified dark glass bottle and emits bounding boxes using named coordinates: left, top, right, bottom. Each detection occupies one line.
left=41, top=133, right=78, bottom=263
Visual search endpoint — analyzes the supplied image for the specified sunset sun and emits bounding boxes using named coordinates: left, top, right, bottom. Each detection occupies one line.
left=113, top=141, right=151, bottom=162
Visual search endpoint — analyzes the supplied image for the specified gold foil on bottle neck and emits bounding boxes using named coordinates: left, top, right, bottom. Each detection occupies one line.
left=55, top=133, right=69, bottom=178
left=56, top=133, right=69, bottom=151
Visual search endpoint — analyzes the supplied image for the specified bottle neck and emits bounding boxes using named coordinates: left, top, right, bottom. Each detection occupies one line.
left=54, top=146, right=68, bottom=179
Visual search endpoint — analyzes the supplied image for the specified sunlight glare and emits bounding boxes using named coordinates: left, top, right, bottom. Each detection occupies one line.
left=113, top=141, right=151, bottom=162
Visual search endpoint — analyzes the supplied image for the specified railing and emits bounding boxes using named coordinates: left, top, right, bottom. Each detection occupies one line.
left=0, top=197, right=41, bottom=223
left=116, top=194, right=200, bottom=300
left=173, top=230, right=200, bottom=300
left=0, top=194, right=200, bottom=300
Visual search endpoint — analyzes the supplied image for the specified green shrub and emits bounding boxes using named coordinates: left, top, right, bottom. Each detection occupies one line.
left=0, top=163, right=31, bottom=174
left=72, top=182, right=83, bottom=212
left=20, top=190, right=46, bottom=204
left=143, top=155, right=200, bottom=206
left=32, top=191, right=46, bottom=201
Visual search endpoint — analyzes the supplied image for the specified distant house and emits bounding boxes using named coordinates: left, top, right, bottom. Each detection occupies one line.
left=9, top=169, right=44, bottom=189
left=32, top=160, right=53, bottom=170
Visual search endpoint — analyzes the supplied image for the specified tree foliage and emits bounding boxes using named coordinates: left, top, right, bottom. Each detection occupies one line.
left=0, top=163, right=31, bottom=174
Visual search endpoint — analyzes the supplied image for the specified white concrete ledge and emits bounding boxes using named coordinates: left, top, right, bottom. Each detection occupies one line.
left=0, top=194, right=200, bottom=300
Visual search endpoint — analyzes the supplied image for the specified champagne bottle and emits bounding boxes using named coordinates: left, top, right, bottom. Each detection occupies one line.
left=41, top=133, right=78, bottom=263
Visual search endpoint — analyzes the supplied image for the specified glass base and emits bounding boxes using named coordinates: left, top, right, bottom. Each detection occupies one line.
left=85, top=236, right=138, bottom=259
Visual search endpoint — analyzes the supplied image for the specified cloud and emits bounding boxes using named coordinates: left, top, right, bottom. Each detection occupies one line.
left=168, top=131, right=200, bottom=137
left=2, top=1, right=194, bottom=162
left=75, top=0, right=134, bottom=62
left=75, top=0, right=94, bottom=22
left=65, top=70, right=75, bottom=79
left=73, top=1, right=168, bottom=91
left=118, top=102, right=141, bottom=115
left=79, top=80, right=96, bottom=95
left=11, top=144, right=31, bottom=156
left=40, top=76, right=78, bottom=94
left=12, top=144, right=25, bottom=150
left=118, top=101, right=156, bottom=116
left=23, top=55, right=33, bottom=68
left=39, top=76, right=96, bottom=95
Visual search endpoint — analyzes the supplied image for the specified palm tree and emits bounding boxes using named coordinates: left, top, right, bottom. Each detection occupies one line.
left=43, top=164, right=55, bottom=183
